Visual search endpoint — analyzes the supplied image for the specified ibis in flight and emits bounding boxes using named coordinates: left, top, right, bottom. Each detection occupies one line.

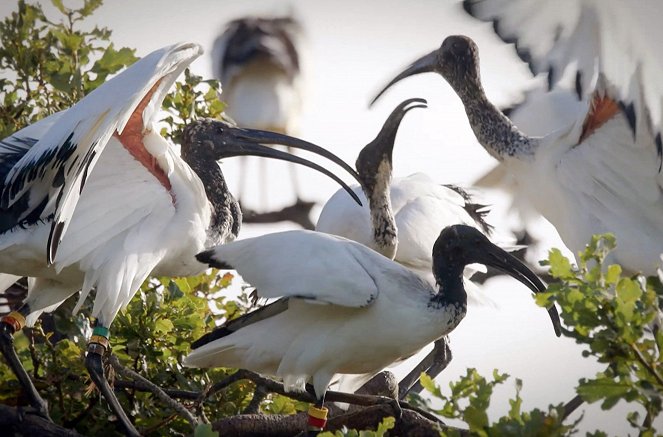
left=0, top=42, right=361, bottom=435
left=212, top=15, right=307, bottom=214
left=186, top=225, right=561, bottom=433
left=371, top=30, right=663, bottom=275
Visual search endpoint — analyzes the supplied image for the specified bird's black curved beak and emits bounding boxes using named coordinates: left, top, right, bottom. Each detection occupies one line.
left=372, top=98, right=428, bottom=154
left=218, top=125, right=364, bottom=206
left=370, top=50, right=438, bottom=107
left=479, top=242, right=562, bottom=337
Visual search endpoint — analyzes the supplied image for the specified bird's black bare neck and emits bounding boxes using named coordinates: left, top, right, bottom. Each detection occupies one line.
left=181, top=150, right=240, bottom=244
left=429, top=264, right=467, bottom=309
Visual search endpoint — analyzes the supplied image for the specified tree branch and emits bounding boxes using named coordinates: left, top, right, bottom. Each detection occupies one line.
left=108, top=355, right=200, bottom=429
left=0, top=404, right=84, bottom=437
left=212, top=404, right=457, bottom=436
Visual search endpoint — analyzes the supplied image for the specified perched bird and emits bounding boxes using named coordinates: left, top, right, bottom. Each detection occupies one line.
left=186, top=225, right=561, bottom=433
left=317, top=97, right=493, bottom=293
left=212, top=15, right=307, bottom=214
left=371, top=33, right=663, bottom=275
left=0, top=42, right=361, bottom=435
left=317, top=97, right=501, bottom=396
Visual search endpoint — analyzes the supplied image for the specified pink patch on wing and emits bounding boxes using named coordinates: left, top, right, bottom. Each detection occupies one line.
left=115, top=80, right=173, bottom=197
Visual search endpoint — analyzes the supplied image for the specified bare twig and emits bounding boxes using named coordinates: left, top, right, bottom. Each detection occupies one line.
left=629, top=342, right=663, bottom=387
left=108, top=355, right=200, bottom=429
left=562, top=394, right=584, bottom=420
left=242, top=385, right=268, bottom=414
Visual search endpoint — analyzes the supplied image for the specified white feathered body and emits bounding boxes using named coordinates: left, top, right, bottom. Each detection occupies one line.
left=0, top=43, right=215, bottom=326
left=316, top=173, right=491, bottom=303
left=184, top=230, right=464, bottom=398
left=465, top=0, right=663, bottom=274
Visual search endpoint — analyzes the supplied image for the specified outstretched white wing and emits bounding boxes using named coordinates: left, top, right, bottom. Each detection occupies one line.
left=464, top=0, right=663, bottom=148
left=199, top=230, right=383, bottom=308
left=0, top=42, right=202, bottom=263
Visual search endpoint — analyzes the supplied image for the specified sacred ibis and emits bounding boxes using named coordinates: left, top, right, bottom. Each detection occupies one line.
left=212, top=15, right=306, bottom=214
left=316, top=97, right=516, bottom=396
left=186, top=225, right=561, bottom=433
left=0, top=42, right=361, bottom=434
left=371, top=31, right=663, bottom=275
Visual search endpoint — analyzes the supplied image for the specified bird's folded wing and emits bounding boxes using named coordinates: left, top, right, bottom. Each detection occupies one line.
left=204, top=230, right=382, bottom=308
left=464, top=0, right=663, bottom=146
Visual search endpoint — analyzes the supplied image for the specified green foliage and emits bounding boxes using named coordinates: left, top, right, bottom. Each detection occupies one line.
left=0, top=0, right=137, bottom=138
left=417, top=369, right=574, bottom=436
left=160, top=69, right=225, bottom=144
left=542, top=234, right=663, bottom=433
left=319, top=416, right=396, bottom=437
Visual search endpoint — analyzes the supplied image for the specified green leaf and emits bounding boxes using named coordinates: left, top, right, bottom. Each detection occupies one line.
left=548, top=249, right=574, bottom=279
left=375, top=416, right=396, bottom=436
left=155, top=318, right=174, bottom=334
left=419, top=372, right=443, bottom=398
left=605, top=264, right=622, bottom=284
left=577, top=378, right=631, bottom=403
left=194, top=423, right=219, bottom=437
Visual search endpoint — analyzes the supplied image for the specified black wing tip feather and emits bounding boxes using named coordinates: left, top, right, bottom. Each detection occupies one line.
left=461, top=0, right=477, bottom=15
left=196, top=250, right=234, bottom=270
left=618, top=101, right=637, bottom=138
left=443, top=184, right=493, bottom=235
left=191, top=327, right=234, bottom=349
left=191, top=298, right=290, bottom=349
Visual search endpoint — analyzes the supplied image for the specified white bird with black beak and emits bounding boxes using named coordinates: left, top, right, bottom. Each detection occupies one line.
left=185, top=225, right=561, bottom=433
left=317, top=98, right=493, bottom=295
left=317, top=98, right=507, bottom=396
left=0, top=42, right=362, bottom=435
left=371, top=32, right=663, bottom=275
left=212, top=15, right=307, bottom=211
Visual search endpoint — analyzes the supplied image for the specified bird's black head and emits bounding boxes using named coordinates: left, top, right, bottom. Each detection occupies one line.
left=370, top=35, right=482, bottom=106
left=181, top=119, right=363, bottom=206
left=432, top=224, right=561, bottom=336
left=355, top=98, right=427, bottom=194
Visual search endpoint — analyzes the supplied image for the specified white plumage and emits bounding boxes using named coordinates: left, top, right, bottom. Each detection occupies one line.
left=373, top=3, right=663, bottom=274
left=0, top=42, right=208, bottom=326
left=459, top=0, right=663, bottom=274
left=185, top=226, right=557, bottom=400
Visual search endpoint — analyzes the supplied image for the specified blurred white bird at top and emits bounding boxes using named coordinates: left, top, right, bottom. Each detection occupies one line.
left=212, top=15, right=309, bottom=218
left=372, top=0, right=663, bottom=275
left=0, top=42, right=362, bottom=435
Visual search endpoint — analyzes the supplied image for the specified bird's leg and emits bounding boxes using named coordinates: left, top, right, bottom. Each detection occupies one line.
left=85, top=321, right=140, bottom=437
left=398, top=336, right=452, bottom=399
left=306, top=392, right=328, bottom=436
left=0, top=306, right=51, bottom=420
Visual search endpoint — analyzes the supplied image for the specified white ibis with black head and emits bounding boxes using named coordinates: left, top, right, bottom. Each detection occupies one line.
left=371, top=33, right=663, bottom=275
left=0, top=42, right=361, bottom=435
left=317, top=98, right=514, bottom=396
left=186, top=225, right=561, bottom=433
left=212, top=15, right=307, bottom=211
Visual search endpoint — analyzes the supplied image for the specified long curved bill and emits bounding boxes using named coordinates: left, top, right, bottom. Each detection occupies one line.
left=370, top=50, right=438, bottom=107
left=219, top=125, right=363, bottom=206
left=479, top=242, right=562, bottom=337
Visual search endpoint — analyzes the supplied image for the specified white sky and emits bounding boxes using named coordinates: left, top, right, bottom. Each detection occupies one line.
left=1, top=0, right=656, bottom=434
